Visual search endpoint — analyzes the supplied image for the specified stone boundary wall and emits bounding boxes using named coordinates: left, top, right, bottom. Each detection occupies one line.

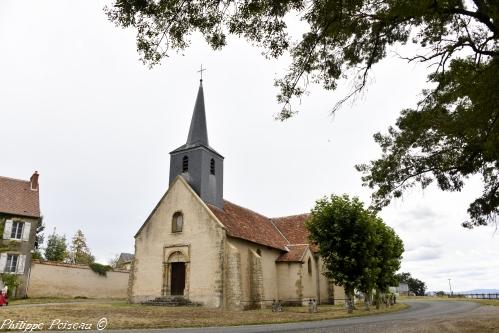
left=28, top=260, right=129, bottom=298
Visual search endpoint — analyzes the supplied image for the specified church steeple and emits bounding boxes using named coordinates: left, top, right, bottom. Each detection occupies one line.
left=169, top=79, right=224, bottom=209
left=186, top=81, right=209, bottom=146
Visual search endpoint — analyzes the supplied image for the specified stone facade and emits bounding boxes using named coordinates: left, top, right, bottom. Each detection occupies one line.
left=130, top=176, right=226, bottom=307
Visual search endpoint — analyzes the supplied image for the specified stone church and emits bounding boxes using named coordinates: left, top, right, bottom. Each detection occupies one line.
left=129, top=80, right=343, bottom=308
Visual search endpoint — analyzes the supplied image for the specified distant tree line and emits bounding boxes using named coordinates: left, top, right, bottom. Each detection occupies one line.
left=38, top=229, right=95, bottom=265
left=396, top=272, right=427, bottom=296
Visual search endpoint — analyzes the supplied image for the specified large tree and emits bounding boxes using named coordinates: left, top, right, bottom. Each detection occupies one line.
left=306, top=194, right=403, bottom=312
left=356, top=57, right=499, bottom=228
left=105, top=0, right=498, bottom=227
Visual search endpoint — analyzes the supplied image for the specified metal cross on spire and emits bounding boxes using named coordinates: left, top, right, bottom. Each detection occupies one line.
left=197, top=64, right=206, bottom=82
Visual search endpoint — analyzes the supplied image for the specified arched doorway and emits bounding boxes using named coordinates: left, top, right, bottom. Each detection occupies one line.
left=165, top=251, right=187, bottom=296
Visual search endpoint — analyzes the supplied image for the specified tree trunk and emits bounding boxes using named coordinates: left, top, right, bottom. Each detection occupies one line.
left=345, top=288, right=354, bottom=313
left=364, top=291, right=371, bottom=311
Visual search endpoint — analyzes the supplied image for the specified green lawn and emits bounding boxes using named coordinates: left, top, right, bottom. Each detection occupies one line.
left=0, top=300, right=407, bottom=330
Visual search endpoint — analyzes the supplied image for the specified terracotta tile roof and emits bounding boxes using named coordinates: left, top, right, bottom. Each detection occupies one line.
left=208, top=200, right=288, bottom=250
left=0, top=175, right=40, bottom=218
left=207, top=200, right=314, bottom=256
left=271, top=214, right=311, bottom=245
left=276, top=244, right=309, bottom=262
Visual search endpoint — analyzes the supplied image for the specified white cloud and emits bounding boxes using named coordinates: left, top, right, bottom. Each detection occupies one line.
left=404, top=246, right=442, bottom=262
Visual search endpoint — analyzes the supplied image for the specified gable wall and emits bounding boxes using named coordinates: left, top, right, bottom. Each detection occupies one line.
left=130, top=179, right=226, bottom=307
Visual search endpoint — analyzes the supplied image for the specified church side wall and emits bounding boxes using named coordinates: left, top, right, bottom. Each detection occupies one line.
left=275, top=252, right=344, bottom=305
left=316, top=256, right=345, bottom=304
left=300, top=252, right=318, bottom=301
left=226, top=237, right=280, bottom=308
left=130, top=180, right=225, bottom=307
left=276, top=262, right=302, bottom=303
left=224, top=243, right=242, bottom=309
left=334, top=284, right=346, bottom=303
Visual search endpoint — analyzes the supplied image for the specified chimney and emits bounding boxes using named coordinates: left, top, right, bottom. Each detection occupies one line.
left=30, top=171, right=39, bottom=191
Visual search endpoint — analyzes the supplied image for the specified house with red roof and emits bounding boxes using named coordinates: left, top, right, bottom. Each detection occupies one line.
left=0, top=172, right=41, bottom=298
left=129, top=81, right=343, bottom=308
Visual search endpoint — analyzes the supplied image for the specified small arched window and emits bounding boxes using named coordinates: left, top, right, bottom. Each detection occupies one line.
left=307, top=258, right=312, bottom=274
left=256, top=249, right=262, bottom=256
left=182, top=156, right=189, bottom=172
left=210, top=158, right=215, bottom=175
left=172, top=212, right=183, bottom=233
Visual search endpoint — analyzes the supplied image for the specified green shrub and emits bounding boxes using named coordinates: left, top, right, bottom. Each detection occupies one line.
left=1, top=273, right=21, bottom=298
left=32, top=250, right=44, bottom=260
left=89, top=263, right=112, bottom=276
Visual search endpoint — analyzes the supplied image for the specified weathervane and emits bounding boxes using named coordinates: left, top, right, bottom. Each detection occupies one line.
left=197, top=64, right=206, bottom=82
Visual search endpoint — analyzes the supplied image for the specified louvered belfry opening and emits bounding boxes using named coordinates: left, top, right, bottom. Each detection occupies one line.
left=210, top=158, right=215, bottom=175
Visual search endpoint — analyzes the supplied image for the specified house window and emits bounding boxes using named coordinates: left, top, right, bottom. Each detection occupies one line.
left=5, top=254, right=18, bottom=273
left=172, top=212, right=183, bottom=233
left=307, top=258, right=312, bottom=274
left=256, top=249, right=262, bottom=256
left=182, top=156, right=189, bottom=172
left=11, top=221, right=23, bottom=240
left=210, top=158, right=215, bottom=175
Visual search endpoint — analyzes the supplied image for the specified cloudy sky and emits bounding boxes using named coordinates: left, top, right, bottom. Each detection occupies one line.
left=1, top=1, right=497, bottom=293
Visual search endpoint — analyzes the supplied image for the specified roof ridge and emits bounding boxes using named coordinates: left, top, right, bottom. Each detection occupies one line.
left=223, top=199, right=271, bottom=219
left=298, top=245, right=309, bottom=262
left=269, top=218, right=290, bottom=245
left=271, top=212, right=310, bottom=220
left=209, top=199, right=290, bottom=250
left=224, top=199, right=292, bottom=245
left=0, top=175, right=30, bottom=183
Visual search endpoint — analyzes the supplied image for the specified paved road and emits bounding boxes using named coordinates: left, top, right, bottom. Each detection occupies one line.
left=98, top=300, right=480, bottom=333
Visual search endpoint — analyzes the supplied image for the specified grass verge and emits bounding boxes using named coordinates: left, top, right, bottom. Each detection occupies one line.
left=10, top=298, right=125, bottom=306
left=0, top=301, right=407, bottom=330
left=399, top=295, right=499, bottom=307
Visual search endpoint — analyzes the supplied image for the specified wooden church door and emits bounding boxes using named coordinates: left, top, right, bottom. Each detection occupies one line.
left=170, top=262, right=186, bottom=296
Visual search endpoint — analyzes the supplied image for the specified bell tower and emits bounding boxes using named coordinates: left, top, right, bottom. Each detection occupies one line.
left=169, top=79, right=224, bottom=209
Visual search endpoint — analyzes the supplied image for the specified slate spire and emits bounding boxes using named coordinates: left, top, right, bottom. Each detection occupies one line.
left=169, top=79, right=224, bottom=209
left=186, top=80, right=209, bottom=146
